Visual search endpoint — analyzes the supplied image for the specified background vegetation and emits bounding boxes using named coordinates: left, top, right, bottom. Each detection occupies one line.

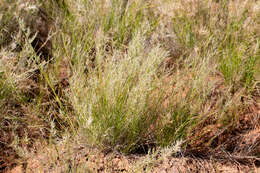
left=0, top=0, right=259, bottom=172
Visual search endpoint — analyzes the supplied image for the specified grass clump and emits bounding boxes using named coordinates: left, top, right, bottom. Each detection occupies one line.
left=59, top=0, right=191, bottom=153
left=69, top=29, right=170, bottom=152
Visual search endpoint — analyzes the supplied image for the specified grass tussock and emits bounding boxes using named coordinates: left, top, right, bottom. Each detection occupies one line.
left=0, top=0, right=260, bottom=172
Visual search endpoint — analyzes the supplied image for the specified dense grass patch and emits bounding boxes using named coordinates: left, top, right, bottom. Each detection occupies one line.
left=1, top=0, right=260, bottom=171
